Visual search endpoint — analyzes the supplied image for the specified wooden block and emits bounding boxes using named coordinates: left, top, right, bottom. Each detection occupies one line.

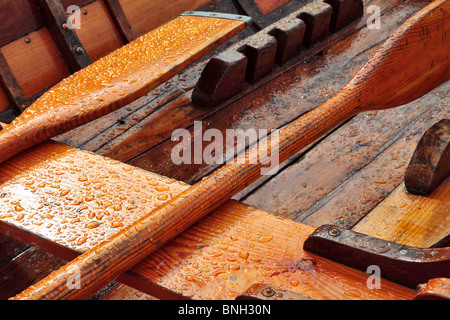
left=298, top=1, right=332, bottom=47
left=404, top=119, right=450, bottom=195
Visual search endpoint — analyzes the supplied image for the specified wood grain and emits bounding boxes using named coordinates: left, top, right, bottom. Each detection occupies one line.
left=72, top=0, right=124, bottom=61
left=11, top=0, right=449, bottom=300
left=125, top=0, right=427, bottom=183
left=119, top=0, right=213, bottom=37
left=0, top=15, right=247, bottom=165
left=353, top=179, right=450, bottom=248
left=1, top=28, right=69, bottom=98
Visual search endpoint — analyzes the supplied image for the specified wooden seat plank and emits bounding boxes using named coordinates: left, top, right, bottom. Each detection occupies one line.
left=1, top=0, right=448, bottom=300
left=124, top=200, right=415, bottom=300
left=353, top=179, right=450, bottom=248
left=0, top=141, right=189, bottom=258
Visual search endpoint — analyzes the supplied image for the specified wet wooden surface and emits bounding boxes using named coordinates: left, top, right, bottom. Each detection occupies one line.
left=0, top=15, right=246, bottom=165
left=0, top=0, right=449, bottom=299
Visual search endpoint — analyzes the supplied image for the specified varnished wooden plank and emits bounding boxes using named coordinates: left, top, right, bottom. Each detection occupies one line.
left=72, top=0, right=125, bottom=61
left=0, top=0, right=44, bottom=46
left=0, top=246, right=66, bottom=300
left=353, top=179, right=450, bottom=248
left=119, top=0, right=214, bottom=37
left=0, top=141, right=413, bottom=300
left=0, top=15, right=248, bottom=165
left=1, top=28, right=70, bottom=98
left=125, top=200, right=415, bottom=300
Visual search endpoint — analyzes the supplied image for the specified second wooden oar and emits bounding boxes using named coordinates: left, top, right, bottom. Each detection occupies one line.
left=12, top=0, right=450, bottom=299
left=0, top=12, right=250, bottom=165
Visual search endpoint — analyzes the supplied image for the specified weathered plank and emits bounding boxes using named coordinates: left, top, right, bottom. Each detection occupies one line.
left=353, top=179, right=450, bottom=248
left=244, top=84, right=449, bottom=226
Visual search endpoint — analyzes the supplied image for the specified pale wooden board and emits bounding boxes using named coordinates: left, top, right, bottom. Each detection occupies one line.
left=353, top=179, right=450, bottom=248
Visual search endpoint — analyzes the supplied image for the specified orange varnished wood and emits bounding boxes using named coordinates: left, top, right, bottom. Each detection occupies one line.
left=0, top=86, right=11, bottom=114
left=1, top=28, right=69, bottom=98
left=254, top=0, right=293, bottom=15
left=0, top=141, right=415, bottom=300
left=125, top=200, right=415, bottom=300
left=353, top=179, right=450, bottom=248
left=11, top=0, right=450, bottom=300
left=71, top=0, right=124, bottom=61
left=0, top=15, right=246, bottom=165
left=118, top=0, right=213, bottom=37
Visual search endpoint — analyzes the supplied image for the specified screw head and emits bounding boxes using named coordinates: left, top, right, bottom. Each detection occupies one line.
left=297, top=258, right=314, bottom=271
left=74, top=46, right=85, bottom=55
left=328, top=228, right=341, bottom=237
left=261, top=287, right=276, bottom=297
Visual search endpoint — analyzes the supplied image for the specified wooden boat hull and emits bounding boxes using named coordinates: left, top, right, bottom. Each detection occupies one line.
left=0, top=0, right=449, bottom=301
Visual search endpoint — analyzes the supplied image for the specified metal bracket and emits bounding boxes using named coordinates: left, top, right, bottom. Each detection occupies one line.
left=181, top=11, right=253, bottom=26
left=303, top=225, right=450, bottom=289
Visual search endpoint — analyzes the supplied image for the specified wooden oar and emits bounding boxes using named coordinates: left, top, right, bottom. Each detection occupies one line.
left=0, top=12, right=250, bottom=165
left=12, top=0, right=450, bottom=299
